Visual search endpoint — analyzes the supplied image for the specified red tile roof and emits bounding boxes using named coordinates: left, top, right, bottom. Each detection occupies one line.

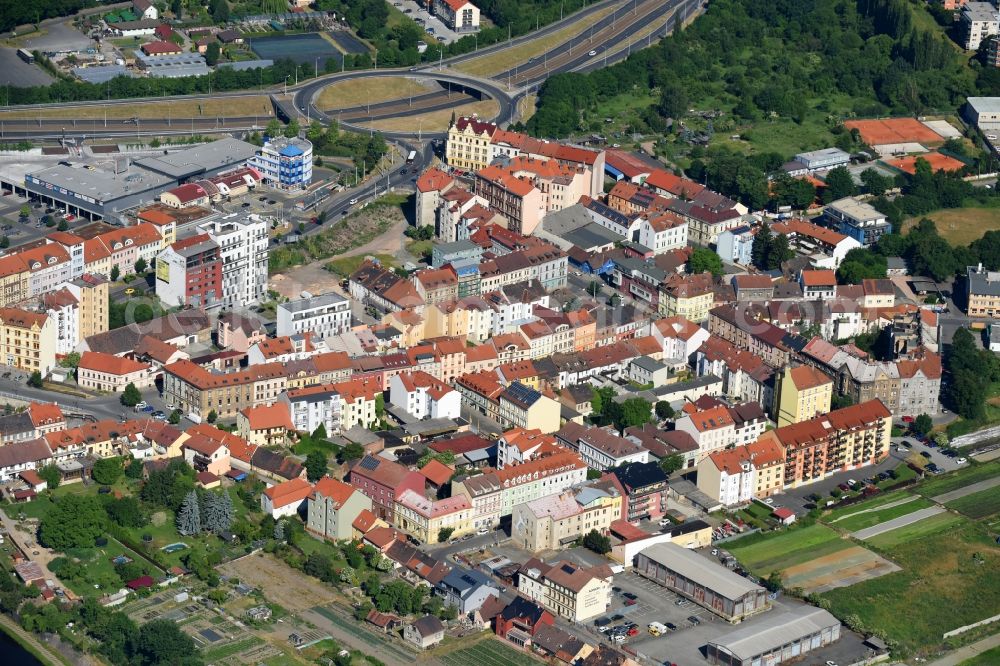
left=263, top=477, right=313, bottom=508
left=79, top=351, right=150, bottom=376
left=240, top=404, right=293, bottom=431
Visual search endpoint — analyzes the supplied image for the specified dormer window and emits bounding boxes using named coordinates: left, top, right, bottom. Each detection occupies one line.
left=125, top=239, right=133, bottom=246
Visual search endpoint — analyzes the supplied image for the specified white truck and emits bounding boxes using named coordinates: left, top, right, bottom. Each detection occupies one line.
left=648, top=622, right=668, bottom=636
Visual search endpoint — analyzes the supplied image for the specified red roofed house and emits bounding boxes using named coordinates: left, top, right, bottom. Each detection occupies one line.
left=772, top=507, right=796, bottom=525
left=160, top=183, right=211, bottom=209
left=182, top=432, right=231, bottom=477
left=140, top=40, right=182, bottom=56
left=236, top=403, right=293, bottom=447
left=415, top=167, right=456, bottom=228
left=447, top=115, right=500, bottom=171
left=474, top=165, right=544, bottom=235
left=799, top=269, right=837, bottom=300
left=19, top=469, right=47, bottom=493
left=126, top=575, right=155, bottom=590
left=261, top=477, right=313, bottom=519
left=388, top=370, right=461, bottom=420
left=153, top=24, right=172, bottom=40
left=306, top=476, right=373, bottom=540
left=352, top=508, right=384, bottom=537
left=673, top=405, right=737, bottom=462
left=77, top=350, right=154, bottom=393
left=419, top=458, right=454, bottom=491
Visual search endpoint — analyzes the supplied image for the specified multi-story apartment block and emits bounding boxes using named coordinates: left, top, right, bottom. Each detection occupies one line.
left=554, top=422, right=649, bottom=470
left=63, top=274, right=108, bottom=342
left=394, top=490, right=474, bottom=544
left=0, top=308, right=56, bottom=375
left=155, top=234, right=222, bottom=308
left=659, top=272, right=715, bottom=322
left=276, top=292, right=351, bottom=340
left=696, top=438, right=786, bottom=507
left=43, top=288, right=79, bottom=356
left=446, top=116, right=498, bottom=172
left=967, top=263, right=1000, bottom=317
left=474, top=165, right=544, bottom=235
left=306, top=476, right=373, bottom=542
left=197, top=214, right=268, bottom=309
left=769, top=218, right=861, bottom=268
left=674, top=405, right=738, bottom=462
left=638, top=211, right=688, bottom=254
left=517, top=560, right=613, bottom=622
left=388, top=370, right=461, bottom=420
left=511, top=484, right=622, bottom=553
left=775, top=364, right=833, bottom=427
left=349, top=454, right=425, bottom=523
left=824, top=197, right=891, bottom=247
left=601, top=461, right=669, bottom=523
left=251, top=137, right=313, bottom=191
left=759, top=399, right=891, bottom=488
left=963, top=1, right=999, bottom=51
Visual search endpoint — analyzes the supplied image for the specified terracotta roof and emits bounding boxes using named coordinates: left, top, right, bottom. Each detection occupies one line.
left=352, top=508, right=379, bottom=533
left=240, top=403, right=293, bottom=431
left=312, top=476, right=357, bottom=506
left=476, top=165, right=537, bottom=197
left=416, top=167, right=453, bottom=193
left=134, top=335, right=182, bottom=364
left=800, top=270, right=837, bottom=287
left=27, top=402, right=63, bottom=427
left=684, top=405, right=734, bottom=432
left=788, top=365, right=832, bottom=390
left=138, top=209, right=175, bottom=226
left=0, top=308, right=46, bottom=330
left=78, top=351, right=150, bottom=376
left=645, top=169, right=706, bottom=198
left=419, top=459, right=454, bottom=487
left=263, top=478, right=312, bottom=508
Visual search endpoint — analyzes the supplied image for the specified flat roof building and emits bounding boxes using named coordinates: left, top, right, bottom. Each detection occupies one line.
left=277, top=292, right=351, bottom=339
left=634, top=542, right=768, bottom=623
left=705, top=607, right=842, bottom=666
left=824, top=197, right=891, bottom=248
left=793, top=148, right=850, bottom=171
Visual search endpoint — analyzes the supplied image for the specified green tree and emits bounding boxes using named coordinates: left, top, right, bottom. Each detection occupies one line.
left=312, top=424, right=328, bottom=440
left=168, top=409, right=182, bottom=424
left=766, top=234, right=793, bottom=270
left=860, top=168, right=893, bottom=196
left=582, top=529, right=611, bottom=554
left=590, top=386, right=615, bottom=418
left=284, top=119, right=301, bottom=139
left=341, top=441, right=365, bottom=461
left=92, top=457, right=123, bottom=485
left=437, top=527, right=454, bottom=543
left=0, top=236, right=9, bottom=249
left=135, top=620, right=199, bottom=666
left=19, top=205, right=29, bottom=218
left=751, top=223, right=772, bottom=270
left=134, top=258, right=147, bottom=274
left=655, top=400, right=675, bottom=420
left=110, top=265, right=120, bottom=282
left=40, top=495, right=106, bottom=550
left=57, top=219, right=68, bottom=232
left=120, top=382, right=142, bottom=407
left=304, top=450, right=328, bottom=482
left=37, top=464, right=60, bottom=489
left=125, top=458, right=145, bottom=480
left=658, top=454, right=685, bottom=476
left=657, top=79, right=689, bottom=120
left=210, top=0, right=229, bottom=23
left=104, top=496, right=147, bottom=528
left=171, top=0, right=183, bottom=17
left=265, top=119, right=281, bottom=138
left=837, top=248, right=888, bottom=284
left=204, top=41, right=221, bottom=66
left=911, top=413, right=933, bottom=436
left=822, top=166, right=856, bottom=204
left=687, top=249, right=722, bottom=277
left=27, top=371, right=43, bottom=388
left=59, top=352, right=81, bottom=369
left=608, top=397, right=653, bottom=432
left=207, top=409, right=218, bottom=423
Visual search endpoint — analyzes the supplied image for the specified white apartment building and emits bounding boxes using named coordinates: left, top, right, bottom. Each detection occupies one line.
left=674, top=405, right=738, bottom=462
left=517, top=560, right=613, bottom=622
left=638, top=212, right=688, bottom=255
left=964, top=2, right=1000, bottom=51
left=277, top=292, right=352, bottom=340
left=388, top=370, right=462, bottom=421
left=43, top=289, right=79, bottom=356
left=280, top=384, right=343, bottom=434
left=198, top=214, right=268, bottom=309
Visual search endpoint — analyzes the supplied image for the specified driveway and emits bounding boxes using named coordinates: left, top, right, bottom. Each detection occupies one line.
left=851, top=506, right=945, bottom=540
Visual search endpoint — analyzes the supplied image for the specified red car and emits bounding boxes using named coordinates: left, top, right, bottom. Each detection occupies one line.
left=624, top=599, right=637, bottom=606
left=626, top=627, right=639, bottom=636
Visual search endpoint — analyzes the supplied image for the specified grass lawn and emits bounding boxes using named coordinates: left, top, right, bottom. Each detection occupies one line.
left=946, top=484, right=1000, bottom=519
left=440, top=638, right=542, bottom=666
left=325, top=253, right=396, bottom=278
left=958, top=645, right=1000, bottom=665
left=361, top=100, right=499, bottom=133
left=829, top=497, right=935, bottom=533
left=902, top=207, right=1000, bottom=246
left=865, top=512, right=967, bottom=549
left=291, top=437, right=341, bottom=458
left=455, top=5, right=615, bottom=78
left=823, top=490, right=916, bottom=522
left=917, top=460, right=1000, bottom=498
left=405, top=238, right=433, bottom=261
left=726, top=524, right=848, bottom=573
left=0, top=96, right=273, bottom=121
left=316, top=77, right=432, bottom=110
left=822, top=520, right=1000, bottom=656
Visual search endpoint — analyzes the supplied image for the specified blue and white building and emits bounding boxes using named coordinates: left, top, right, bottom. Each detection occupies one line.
left=716, top=226, right=755, bottom=266
left=824, top=197, right=891, bottom=247
left=252, top=137, right=313, bottom=192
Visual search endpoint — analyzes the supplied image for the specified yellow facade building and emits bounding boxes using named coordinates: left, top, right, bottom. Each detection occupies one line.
left=776, top=365, right=833, bottom=427
left=0, top=308, right=56, bottom=375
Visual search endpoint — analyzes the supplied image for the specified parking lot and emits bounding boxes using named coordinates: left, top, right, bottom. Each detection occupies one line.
left=393, top=0, right=464, bottom=44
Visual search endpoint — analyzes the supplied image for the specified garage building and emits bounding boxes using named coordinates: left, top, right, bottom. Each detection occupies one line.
left=634, top=542, right=768, bottom=623
left=705, top=607, right=842, bottom=666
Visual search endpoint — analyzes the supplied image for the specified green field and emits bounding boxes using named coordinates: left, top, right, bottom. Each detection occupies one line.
left=946, top=485, right=1000, bottom=519
left=824, top=490, right=918, bottom=522
left=829, top=497, right=935, bottom=533
left=864, top=512, right=967, bottom=549
left=917, top=461, right=1000, bottom=498
left=441, top=639, right=541, bottom=666
left=822, top=520, right=1000, bottom=657
left=726, top=524, right=850, bottom=574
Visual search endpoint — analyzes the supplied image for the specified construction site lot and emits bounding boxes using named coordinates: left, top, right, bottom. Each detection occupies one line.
left=118, top=585, right=309, bottom=665
left=726, top=524, right=897, bottom=594
left=218, top=552, right=340, bottom=613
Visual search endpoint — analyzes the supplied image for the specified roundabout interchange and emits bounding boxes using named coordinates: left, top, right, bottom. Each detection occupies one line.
left=0, top=0, right=704, bottom=220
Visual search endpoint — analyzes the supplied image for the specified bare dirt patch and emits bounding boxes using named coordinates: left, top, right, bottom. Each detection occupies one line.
left=782, top=545, right=899, bottom=594
left=218, top=553, right=339, bottom=613
left=359, top=100, right=499, bottom=132
left=0, top=96, right=273, bottom=120
left=316, top=77, right=434, bottom=110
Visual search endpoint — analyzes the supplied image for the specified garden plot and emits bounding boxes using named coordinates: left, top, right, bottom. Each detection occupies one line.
left=218, top=553, right=339, bottom=613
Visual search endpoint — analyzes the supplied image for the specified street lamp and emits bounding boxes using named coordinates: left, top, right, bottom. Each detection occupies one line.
left=284, top=75, right=290, bottom=96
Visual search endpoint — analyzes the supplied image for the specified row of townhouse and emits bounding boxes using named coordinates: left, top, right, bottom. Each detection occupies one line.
left=161, top=351, right=356, bottom=420
left=797, top=337, right=942, bottom=417
left=673, top=400, right=767, bottom=464
left=696, top=398, right=893, bottom=504
left=511, top=482, right=622, bottom=553
left=694, top=334, right=775, bottom=410
left=707, top=305, right=809, bottom=369
left=516, top=559, right=613, bottom=623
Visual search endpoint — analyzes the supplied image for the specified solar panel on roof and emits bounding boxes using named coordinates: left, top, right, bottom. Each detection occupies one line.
left=358, top=456, right=380, bottom=471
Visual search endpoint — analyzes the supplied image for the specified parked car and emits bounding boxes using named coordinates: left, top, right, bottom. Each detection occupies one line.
left=624, top=599, right=637, bottom=606
left=688, top=616, right=701, bottom=625
left=920, top=451, right=932, bottom=459
left=838, top=483, right=850, bottom=492
left=957, top=457, right=968, bottom=464
left=611, top=614, right=625, bottom=622
left=622, top=592, right=638, bottom=600
left=627, top=627, right=639, bottom=636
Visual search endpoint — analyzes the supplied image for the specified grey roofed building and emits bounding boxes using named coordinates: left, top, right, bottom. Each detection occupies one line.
left=706, top=607, right=841, bottom=666
left=137, top=138, right=257, bottom=180
left=0, top=412, right=38, bottom=442
left=638, top=542, right=764, bottom=601
left=73, top=65, right=135, bottom=84
left=82, top=310, right=211, bottom=355
left=279, top=291, right=347, bottom=314
left=0, top=439, right=53, bottom=481
left=217, top=59, right=274, bottom=71
left=25, top=163, right=175, bottom=218
left=631, top=355, right=666, bottom=373
left=562, top=223, right=621, bottom=252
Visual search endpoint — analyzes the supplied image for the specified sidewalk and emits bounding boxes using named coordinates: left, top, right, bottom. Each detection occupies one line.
left=926, top=631, right=1000, bottom=666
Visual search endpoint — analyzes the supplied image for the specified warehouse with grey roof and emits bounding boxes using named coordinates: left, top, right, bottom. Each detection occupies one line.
left=705, top=607, right=842, bottom=666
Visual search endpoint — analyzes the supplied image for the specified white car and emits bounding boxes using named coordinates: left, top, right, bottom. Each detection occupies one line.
left=589, top=50, right=597, bottom=56
left=612, top=634, right=626, bottom=643
left=348, top=198, right=358, bottom=205
left=896, top=445, right=909, bottom=453
left=476, top=527, right=489, bottom=535
left=763, top=497, right=774, bottom=505
left=957, top=457, right=968, bottom=464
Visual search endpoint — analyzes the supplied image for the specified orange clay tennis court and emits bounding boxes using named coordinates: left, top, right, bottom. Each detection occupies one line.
left=844, top=118, right=945, bottom=145
left=884, top=152, right=966, bottom=175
